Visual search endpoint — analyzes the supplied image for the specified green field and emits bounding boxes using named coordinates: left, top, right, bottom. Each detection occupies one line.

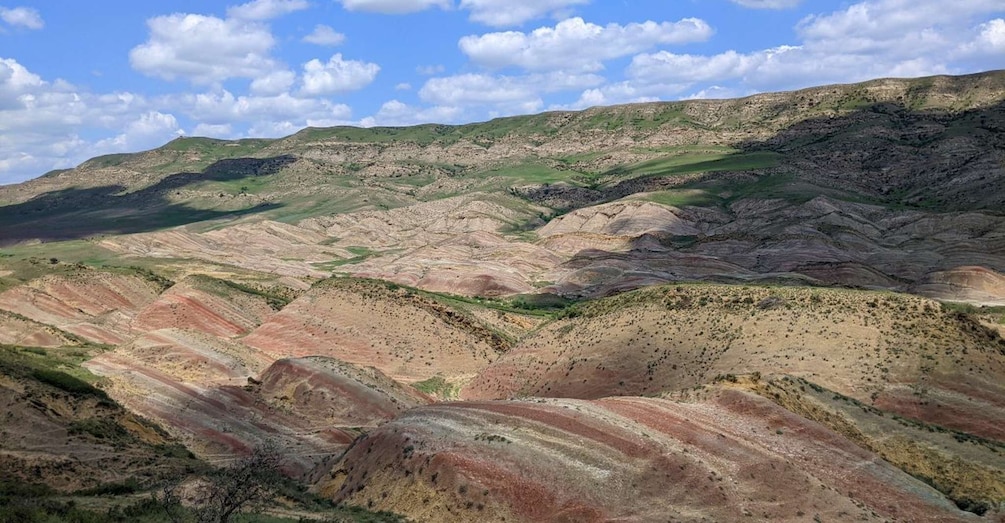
left=604, top=150, right=781, bottom=184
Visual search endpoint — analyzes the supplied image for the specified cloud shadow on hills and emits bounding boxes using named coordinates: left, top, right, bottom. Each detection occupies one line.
left=0, top=155, right=297, bottom=245
left=729, top=98, right=1005, bottom=212
left=541, top=96, right=1005, bottom=297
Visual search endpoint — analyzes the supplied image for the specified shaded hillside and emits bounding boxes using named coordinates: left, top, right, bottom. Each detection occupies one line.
left=0, top=156, right=290, bottom=244
left=1, top=71, right=1002, bottom=244
left=85, top=354, right=429, bottom=476
left=0, top=345, right=199, bottom=492
left=535, top=195, right=1005, bottom=302
left=464, top=284, right=1005, bottom=442
left=0, top=71, right=1004, bottom=522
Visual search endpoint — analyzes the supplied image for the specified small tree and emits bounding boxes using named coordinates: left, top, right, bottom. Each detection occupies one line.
left=190, top=441, right=285, bottom=523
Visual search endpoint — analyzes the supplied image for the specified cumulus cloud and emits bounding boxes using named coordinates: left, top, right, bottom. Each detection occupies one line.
left=420, top=73, right=542, bottom=107
left=303, top=24, right=346, bottom=46
left=336, top=0, right=592, bottom=26
left=0, top=52, right=369, bottom=183
left=0, top=58, right=174, bottom=183
left=458, top=0, right=589, bottom=27
left=301, top=54, right=380, bottom=95
left=730, top=0, right=801, bottom=9
left=0, top=6, right=43, bottom=29
left=460, top=17, right=713, bottom=72
left=971, top=18, right=1005, bottom=53
left=336, top=0, right=451, bottom=14
left=626, top=0, right=1005, bottom=95
left=192, top=123, right=235, bottom=138
left=683, top=85, right=750, bottom=100
left=550, top=82, right=675, bottom=111
left=250, top=69, right=296, bottom=95
left=94, top=111, right=183, bottom=153
left=419, top=71, right=602, bottom=115
left=360, top=99, right=461, bottom=126
left=130, top=14, right=278, bottom=84
left=0, top=56, right=43, bottom=101
left=226, top=0, right=309, bottom=20
left=628, top=49, right=767, bottom=84
left=171, top=89, right=354, bottom=138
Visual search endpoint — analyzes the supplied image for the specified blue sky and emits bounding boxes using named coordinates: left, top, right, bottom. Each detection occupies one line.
left=1, top=0, right=1003, bottom=184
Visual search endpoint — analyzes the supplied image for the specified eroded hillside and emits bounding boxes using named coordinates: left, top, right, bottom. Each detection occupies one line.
left=0, top=71, right=1004, bottom=522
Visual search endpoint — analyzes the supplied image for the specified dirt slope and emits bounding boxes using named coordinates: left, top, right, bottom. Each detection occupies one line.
left=99, top=221, right=343, bottom=278
left=131, top=274, right=280, bottom=338
left=242, top=278, right=509, bottom=385
left=84, top=354, right=427, bottom=476
left=539, top=195, right=1005, bottom=301
left=0, top=310, right=82, bottom=348
left=464, top=284, right=1005, bottom=442
left=316, top=390, right=980, bottom=522
left=0, top=270, right=165, bottom=345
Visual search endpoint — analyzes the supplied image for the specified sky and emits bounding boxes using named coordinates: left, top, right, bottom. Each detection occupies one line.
left=0, top=0, right=1003, bottom=184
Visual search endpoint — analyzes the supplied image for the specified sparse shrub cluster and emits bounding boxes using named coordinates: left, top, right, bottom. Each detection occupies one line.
left=474, top=433, right=510, bottom=444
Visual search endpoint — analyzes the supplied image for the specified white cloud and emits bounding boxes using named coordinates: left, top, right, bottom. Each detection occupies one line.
left=551, top=82, right=675, bottom=111
left=625, top=0, right=1005, bottom=95
left=730, top=0, right=801, bottom=9
left=250, top=69, right=296, bottom=95
left=395, top=82, right=412, bottom=90
left=192, top=123, right=235, bottom=138
left=337, top=0, right=451, bottom=14
left=335, top=0, right=591, bottom=26
left=628, top=50, right=765, bottom=84
left=303, top=24, right=346, bottom=46
left=459, top=17, right=713, bottom=72
left=0, top=58, right=169, bottom=184
left=683, top=85, right=750, bottom=100
left=226, top=0, right=309, bottom=20
left=421, top=74, right=541, bottom=107
left=0, top=57, right=43, bottom=103
left=972, top=18, right=1005, bottom=53
left=130, top=14, right=277, bottom=84
left=94, top=111, right=183, bottom=153
left=0, top=53, right=370, bottom=184
left=419, top=71, right=602, bottom=115
left=360, top=99, right=461, bottom=126
left=458, top=0, right=589, bottom=27
left=174, top=88, right=354, bottom=137
left=177, top=89, right=353, bottom=126
left=301, top=54, right=380, bottom=95
left=0, top=6, right=43, bottom=29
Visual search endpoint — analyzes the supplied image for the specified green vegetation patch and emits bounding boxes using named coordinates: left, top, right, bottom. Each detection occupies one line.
left=215, top=278, right=292, bottom=311
left=314, top=246, right=380, bottom=271
left=412, top=375, right=459, bottom=398
left=603, top=150, right=781, bottom=186
left=470, top=162, right=585, bottom=185
left=645, top=189, right=721, bottom=208
left=161, top=137, right=272, bottom=155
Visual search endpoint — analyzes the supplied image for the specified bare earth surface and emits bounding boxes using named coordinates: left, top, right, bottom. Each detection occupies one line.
left=318, top=391, right=976, bottom=522
left=0, top=72, right=1004, bottom=521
